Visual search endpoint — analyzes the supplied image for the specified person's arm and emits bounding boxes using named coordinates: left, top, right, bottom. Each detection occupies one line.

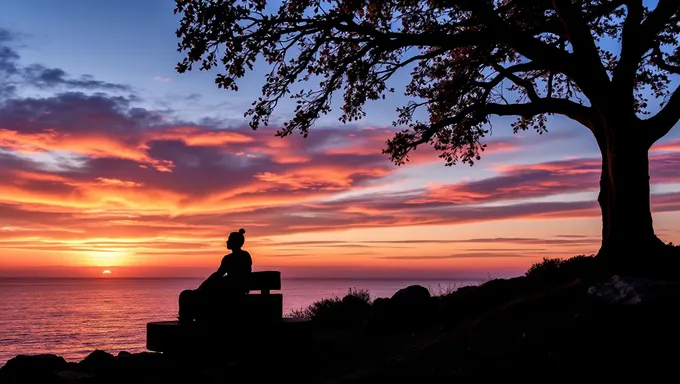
left=198, top=256, right=230, bottom=290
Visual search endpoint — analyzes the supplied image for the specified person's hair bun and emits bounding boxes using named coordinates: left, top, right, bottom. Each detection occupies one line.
left=238, top=228, right=246, bottom=235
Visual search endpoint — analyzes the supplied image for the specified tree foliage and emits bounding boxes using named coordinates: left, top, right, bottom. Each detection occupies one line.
left=174, top=0, right=680, bottom=166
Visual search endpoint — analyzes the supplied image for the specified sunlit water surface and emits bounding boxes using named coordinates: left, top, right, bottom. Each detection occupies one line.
left=0, top=278, right=474, bottom=365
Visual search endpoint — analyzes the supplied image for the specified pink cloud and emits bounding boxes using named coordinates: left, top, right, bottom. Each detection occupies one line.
left=652, top=139, right=680, bottom=153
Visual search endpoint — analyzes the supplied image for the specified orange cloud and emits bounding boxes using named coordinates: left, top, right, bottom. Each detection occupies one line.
left=0, top=128, right=174, bottom=171
left=148, top=126, right=253, bottom=146
left=94, top=178, right=143, bottom=187
left=254, top=166, right=390, bottom=191
left=1, top=91, right=679, bottom=276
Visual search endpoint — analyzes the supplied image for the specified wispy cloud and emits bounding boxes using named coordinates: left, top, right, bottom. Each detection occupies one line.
left=0, top=29, right=131, bottom=96
left=379, top=253, right=538, bottom=259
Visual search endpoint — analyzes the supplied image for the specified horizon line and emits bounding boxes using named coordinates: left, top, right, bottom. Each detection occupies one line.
left=0, top=276, right=492, bottom=281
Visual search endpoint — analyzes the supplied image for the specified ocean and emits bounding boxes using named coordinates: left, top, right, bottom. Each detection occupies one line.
left=0, top=277, right=474, bottom=365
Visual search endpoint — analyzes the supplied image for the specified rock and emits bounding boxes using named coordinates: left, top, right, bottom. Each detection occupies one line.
left=391, top=285, right=431, bottom=303
left=588, top=275, right=680, bottom=305
left=371, top=297, right=390, bottom=314
left=78, top=350, right=116, bottom=375
left=116, top=351, right=132, bottom=358
left=390, top=285, right=432, bottom=313
left=391, top=285, right=434, bottom=327
left=367, top=285, right=435, bottom=330
left=366, top=297, right=390, bottom=330
left=0, top=354, right=67, bottom=384
left=452, top=285, right=478, bottom=295
left=371, top=297, right=390, bottom=309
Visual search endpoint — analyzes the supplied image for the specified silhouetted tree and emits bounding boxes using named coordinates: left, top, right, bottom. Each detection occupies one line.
left=174, top=0, right=680, bottom=261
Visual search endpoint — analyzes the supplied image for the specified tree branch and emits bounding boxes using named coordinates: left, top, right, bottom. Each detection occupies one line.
left=465, top=3, right=604, bottom=107
left=452, top=1, right=579, bottom=79
left=551, top=0, right=611, bottom=101
left=586, top=0, right=627, bottom=20
left=485, top=99, right=592, bottom=127
left=612, top=1, right=645, bottom=96
left=644, top=85, right=680, bottom=145
left=335, top=19, right=498, bottom=52
left=492, top=63, right=540, bottom=101
left=639, top=0, right=680, bottom=51
left=410, top=98, right=592, bottom=147
left=652, top=43, right=680, bottom=74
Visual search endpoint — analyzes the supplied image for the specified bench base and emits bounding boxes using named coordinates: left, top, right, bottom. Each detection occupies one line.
left=186, top=292, right=283, bottom=323
left=146, top=317, right=311, bottom=353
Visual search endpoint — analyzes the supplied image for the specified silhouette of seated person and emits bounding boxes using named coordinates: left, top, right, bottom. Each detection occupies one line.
left=178, top=228, right=252, bottom=323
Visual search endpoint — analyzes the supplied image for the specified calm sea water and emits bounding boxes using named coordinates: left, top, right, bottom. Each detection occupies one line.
left=0, top=278, right=473, bottom=365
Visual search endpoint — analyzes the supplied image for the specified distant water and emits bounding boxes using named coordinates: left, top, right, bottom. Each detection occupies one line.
left=0, top=277, right=474, bottom=365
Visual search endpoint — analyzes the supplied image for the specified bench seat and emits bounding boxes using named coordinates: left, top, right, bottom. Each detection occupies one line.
left=244, top=270, right=281, bottom=294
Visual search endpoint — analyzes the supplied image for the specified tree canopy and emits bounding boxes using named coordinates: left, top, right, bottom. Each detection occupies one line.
left=174, top=0, right=680, bottom=166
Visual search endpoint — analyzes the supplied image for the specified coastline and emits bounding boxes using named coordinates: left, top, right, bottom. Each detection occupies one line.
left=0, top=277, right=475, bottom=366
left=5, top=254, right=680, bottom=382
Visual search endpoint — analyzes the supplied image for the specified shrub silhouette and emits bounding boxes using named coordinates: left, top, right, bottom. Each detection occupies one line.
left=525, top=257, right=563, bottom=279
left=525, top=255, right=603, bottom=285
left=289, top=288, right=372, bottom=328
left=346, top=287, right=371, bottom=303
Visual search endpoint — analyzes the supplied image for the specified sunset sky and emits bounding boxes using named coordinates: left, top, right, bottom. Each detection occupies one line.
left=1, top=0, right=679, bottom=279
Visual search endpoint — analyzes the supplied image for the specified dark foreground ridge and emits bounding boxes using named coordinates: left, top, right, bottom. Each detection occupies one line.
left=3, top=247, right=680, bottom=384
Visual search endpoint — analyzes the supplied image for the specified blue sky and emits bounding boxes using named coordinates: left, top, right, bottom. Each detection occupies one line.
left=0, top=0, right=650, bottom=149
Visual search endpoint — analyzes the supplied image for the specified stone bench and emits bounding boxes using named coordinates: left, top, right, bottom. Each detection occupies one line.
left=147, top=271, right=287, bottom=353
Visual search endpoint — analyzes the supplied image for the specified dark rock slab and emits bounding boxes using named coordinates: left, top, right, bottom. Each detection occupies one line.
left=0, top=354, right=67, bottom=384
left=78, top=350, right=116, bottom=375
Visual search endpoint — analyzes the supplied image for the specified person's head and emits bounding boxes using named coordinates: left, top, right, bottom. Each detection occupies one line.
left=226, top=228, right=246, bottom=250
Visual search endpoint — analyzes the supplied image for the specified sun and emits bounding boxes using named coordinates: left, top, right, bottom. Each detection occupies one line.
left=102, top=269, right=112, bottom=275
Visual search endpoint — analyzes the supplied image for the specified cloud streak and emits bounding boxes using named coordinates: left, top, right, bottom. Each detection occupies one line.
left=23, top=65, right=132, bottom=91
left=379, top=253, right=537, bottom=260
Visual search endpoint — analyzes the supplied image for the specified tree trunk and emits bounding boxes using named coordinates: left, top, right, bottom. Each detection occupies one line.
left=597, top=134, right=665, bottom=263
